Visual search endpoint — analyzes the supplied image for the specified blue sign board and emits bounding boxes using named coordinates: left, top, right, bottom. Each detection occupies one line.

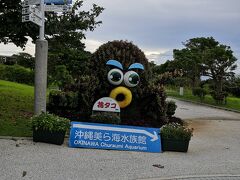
left=69, top=122, right=162, bottom=153
left=44, top=0, right=72, bottom=5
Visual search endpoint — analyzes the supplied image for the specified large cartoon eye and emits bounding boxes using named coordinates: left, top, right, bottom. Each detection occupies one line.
left=124, top=71, right=140, bottom=87
left=107, top=68, right=123, bottom=85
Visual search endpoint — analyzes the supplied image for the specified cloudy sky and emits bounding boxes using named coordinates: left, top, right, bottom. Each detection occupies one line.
left=1, top=0, right=240, bottom=73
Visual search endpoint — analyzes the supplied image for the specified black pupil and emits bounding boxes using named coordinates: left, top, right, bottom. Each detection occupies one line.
left=110, top=71, right=121, bottom=82
left=129, top=74, right=139, bottom=85
left=116, top=93, right=125, bottom=101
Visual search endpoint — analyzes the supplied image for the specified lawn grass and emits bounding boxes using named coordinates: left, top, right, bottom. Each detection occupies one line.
left=0, top=80, right=34, bottom=136
left=166, top=87, right=240, bottom=112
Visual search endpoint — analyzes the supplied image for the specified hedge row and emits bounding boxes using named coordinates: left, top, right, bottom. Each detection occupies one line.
left=0, top=64, right=34, bottom=85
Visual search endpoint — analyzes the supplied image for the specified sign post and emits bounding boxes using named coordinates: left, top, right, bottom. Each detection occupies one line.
left=21, top=0, right=72, bottom=114
left=69, top=122, right=162, bottom=153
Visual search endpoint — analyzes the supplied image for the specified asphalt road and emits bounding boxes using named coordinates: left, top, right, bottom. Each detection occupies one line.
left=1, top=100, right=240, bottom=180
left=169, top=98, right=240, bottom=121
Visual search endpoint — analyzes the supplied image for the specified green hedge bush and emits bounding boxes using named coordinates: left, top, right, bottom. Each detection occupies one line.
left=0, top=64, right=34, bottom=85
left=192, top=87, right=207, bottom=102
left=90, top=112, right=121, bottom=124
left=166, top=100, right=177, bottom=117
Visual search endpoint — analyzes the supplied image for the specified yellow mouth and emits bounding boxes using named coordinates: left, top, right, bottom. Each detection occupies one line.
left=110, top=86, right=132, bottom=108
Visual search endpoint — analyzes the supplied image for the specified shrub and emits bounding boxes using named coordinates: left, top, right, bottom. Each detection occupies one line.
left=166, top=100, right=177, bottom=117
left=90, top=112, right=121, bottom=124
left=168, top=116, right=184, bottom=125
left=47, top=90, right=80, bottom=120
left=210, top=90, right=228, bottom=104
left=51, top=65, right=73, bottom=90
left=138, top=84, right=168, bottom=127
left=192, top=87, right=207, bottom=102
left=0, top=64, right=5, bottom=79
left=0, top=64, right=34, bottom=85
left=228, top=87, right=240, bottom=97
left=48, top=90, right=78, bottom=108
left=161, top=123, right=193, bottom=141
left=32, top=112, right=70, bottom=132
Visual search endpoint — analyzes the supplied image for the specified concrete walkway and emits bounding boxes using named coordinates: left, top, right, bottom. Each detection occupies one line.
left=1, top=100, right=240, bottom=180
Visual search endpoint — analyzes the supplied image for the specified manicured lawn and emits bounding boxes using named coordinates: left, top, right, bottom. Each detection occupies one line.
left=0, top=80, right=34, bottom=136
left=166, top=87, right=240, bottom=111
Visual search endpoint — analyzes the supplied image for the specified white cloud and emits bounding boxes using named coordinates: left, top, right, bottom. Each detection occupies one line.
left=83, top=39, right=103, bottom=53
left=0, top=0, right=240, bottom=75
left=0, top=38, right=35, bottom=56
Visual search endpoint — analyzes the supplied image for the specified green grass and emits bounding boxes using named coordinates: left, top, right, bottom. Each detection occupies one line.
left=0, top=80, right=34, bottom=136
left=166, top=87, right=240, bottom=111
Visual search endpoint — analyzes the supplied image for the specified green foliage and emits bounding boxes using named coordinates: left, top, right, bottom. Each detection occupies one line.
left=48, top=75, right=98, bottom=120
left=51, top=65, right=73, bottom=90
left=210, top=90, right=228, bottom=104
left=192, top=87, right=207, bottom=102
left=226, top=76, right=240, bottom=97
left=166, top=100, right=177, bottom=117
left=173, top=37, right=237, bottom=95
left=166, top=86, right=240, bottom=111
left=32, top=112, right=70, bottom=132
left=152, top=70, right=183, bottom=86
left=152, top=60, right=176, bottom=75
left=11, top=53, right=35, bottom=69
left=0, top=0, right=38, bottom=47
left=172, top=77, right=190, bottom=87
left=48, top=42, right=92, bottom=81
left=139, top=84, right=168, bottom=127
left=0, top=64, right=34, bottom=85
left=161, top=123, right=193, bottom=141
left=90, top=112, right=121, bottom=124
left=0, top=0, right=104, bottom=48
left=48, top=90, right=78, bottom=109
left=173, top=48, right=201, bottom=88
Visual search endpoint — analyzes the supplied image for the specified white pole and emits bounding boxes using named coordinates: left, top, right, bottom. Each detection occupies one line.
left=39, top=0, right=45, bottom=40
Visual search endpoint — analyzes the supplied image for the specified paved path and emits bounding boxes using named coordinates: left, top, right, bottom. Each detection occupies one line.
left=1, top=119, right=240, bottom=180
left=1, top=99, right=240, bottom=180
left=168, top=98, right=240, bottom=121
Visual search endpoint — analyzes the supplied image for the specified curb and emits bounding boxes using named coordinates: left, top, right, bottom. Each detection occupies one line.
left=140, top=174, right=240, bottom=180
left=169, top=97, right=240, bottom=114
left=0, top=136, right=69, bottom=140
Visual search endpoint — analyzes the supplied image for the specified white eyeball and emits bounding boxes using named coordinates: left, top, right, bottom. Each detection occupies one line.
left=124, top=71, right=140, bottom=87
left=107, top=68, right=123, bottom=85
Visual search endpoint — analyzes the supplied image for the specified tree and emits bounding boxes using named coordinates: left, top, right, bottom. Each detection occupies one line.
left=11, top=53, right=35, bottom=69
left=173, top=48, right=202, bottom=88
left=0, top=1, right=38, bottom=47
left=203, top=44, right=237, bottom=103
left=152, top=60, right=176, bottom=75
left=47, top=48, right=92, bottom=80
left=173, top=37, right=237, bottom=104
left=52, top=65, right=73, bottom=90
left=0, top=0, right=104, bottom=48
left=225, top=75, right=240, bottom=97
left=173, top=37, right=219, bottom=88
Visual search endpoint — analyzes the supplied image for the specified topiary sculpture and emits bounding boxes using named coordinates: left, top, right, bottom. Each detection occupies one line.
left=90, top=40, right=167, bottom=127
